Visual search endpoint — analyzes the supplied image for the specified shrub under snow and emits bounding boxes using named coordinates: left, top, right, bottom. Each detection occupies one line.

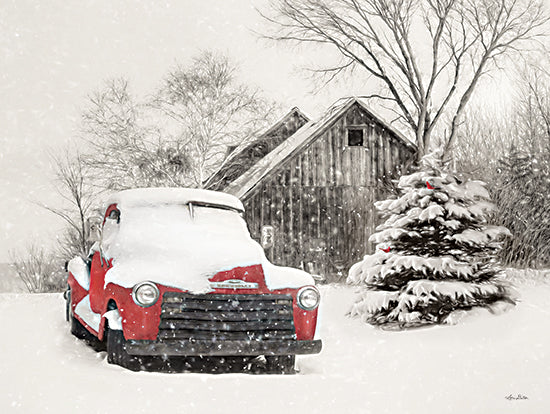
left=347, top=151, right=515, bottom=329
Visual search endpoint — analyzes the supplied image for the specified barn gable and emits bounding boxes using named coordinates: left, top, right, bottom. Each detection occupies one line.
left=215, top=96, right=417, bottom=281
left=226, top=97, right=415, bottom=199
left=205, top=107, right=309, bottom=191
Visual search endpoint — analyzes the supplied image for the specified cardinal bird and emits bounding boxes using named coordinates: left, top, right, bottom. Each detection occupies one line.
left=426, top=181, right=435, bottom=190
left=380, top=246, right=391, bottom=253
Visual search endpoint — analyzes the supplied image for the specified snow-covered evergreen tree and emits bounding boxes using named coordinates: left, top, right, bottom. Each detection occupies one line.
left=347, top=151, right=514, bottom=328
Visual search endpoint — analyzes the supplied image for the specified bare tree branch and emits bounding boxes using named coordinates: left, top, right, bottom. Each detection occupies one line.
left=262, top=0, right=549, bottom=160
left=149, top=51, right=279, bottom=187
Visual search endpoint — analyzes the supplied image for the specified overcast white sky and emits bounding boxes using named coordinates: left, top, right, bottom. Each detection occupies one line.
left=0, top=0, right=532, bottom=262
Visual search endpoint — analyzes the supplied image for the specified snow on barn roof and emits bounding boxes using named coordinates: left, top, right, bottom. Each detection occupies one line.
left=224, top=96, right=416, bottom=199
left=106, top=187, right=244, bottom=212
left=222, top=106, right=311, bottom=165
left=204, top=106, right=310, bottom=190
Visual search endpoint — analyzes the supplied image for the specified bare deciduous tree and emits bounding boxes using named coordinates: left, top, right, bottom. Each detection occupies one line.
left=515, top=63, right=550, bottom=152
left=82, top=53, right=277, bottom=189
left=82, top=78, right=191, bottom=189
left=41, top=150, right=99, bottom=260
left=151, top=51, right=279, bottom=187
left=10, top=244, right=65, bottom=293
left=443, top=105, right=514, bottom=178
left=13, top=151, right=98, bottom=293
left=262, top=0, right=548, bottom=159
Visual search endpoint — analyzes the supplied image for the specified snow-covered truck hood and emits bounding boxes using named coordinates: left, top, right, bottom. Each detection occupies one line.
left=102, top=202, right=313, bottom=292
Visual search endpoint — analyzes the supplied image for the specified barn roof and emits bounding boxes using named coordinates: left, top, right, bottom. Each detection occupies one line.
left=224, top=96, right=416, bottom=199
left=204, top=107, right=310, bottom=191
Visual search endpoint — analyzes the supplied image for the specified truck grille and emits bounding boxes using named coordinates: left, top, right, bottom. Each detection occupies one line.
left=158, top=292, right=296, bottom=341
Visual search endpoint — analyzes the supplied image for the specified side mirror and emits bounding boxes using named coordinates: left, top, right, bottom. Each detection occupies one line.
left=86, top=216, right=103, bottom=243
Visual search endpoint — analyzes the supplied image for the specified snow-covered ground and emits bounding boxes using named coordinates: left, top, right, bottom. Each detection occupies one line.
left=0, top=277, right=549, bottom=414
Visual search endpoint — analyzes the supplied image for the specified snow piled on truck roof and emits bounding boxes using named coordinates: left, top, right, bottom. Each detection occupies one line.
left=101, top=202, right=314, bottom=292
left=103, top=204, right=256, bottom=293
left=106, top=187, right=244, bottom=212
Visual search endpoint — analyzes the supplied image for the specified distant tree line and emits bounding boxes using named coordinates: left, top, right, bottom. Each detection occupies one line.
left=453, top=64, right=550, bottom=268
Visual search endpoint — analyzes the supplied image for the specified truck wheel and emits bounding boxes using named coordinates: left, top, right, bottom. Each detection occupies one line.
left=265, top=355, right=296, bottom=374
left=106, top=326, right=143, bottom=371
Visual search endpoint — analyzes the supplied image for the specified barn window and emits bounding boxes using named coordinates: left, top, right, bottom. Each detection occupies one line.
left=347, top=128, right=364, bottom=146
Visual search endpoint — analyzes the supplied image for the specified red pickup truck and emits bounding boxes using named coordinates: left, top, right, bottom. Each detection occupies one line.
left=65, top=188, right=321, bottom=373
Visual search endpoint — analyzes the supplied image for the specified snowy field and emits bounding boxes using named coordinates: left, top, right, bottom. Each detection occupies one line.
left=1, top=276, right=549, bottom=414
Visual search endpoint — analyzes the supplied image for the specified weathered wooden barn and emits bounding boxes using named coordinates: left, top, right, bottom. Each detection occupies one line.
left=206, top=97, right=417, bottom=280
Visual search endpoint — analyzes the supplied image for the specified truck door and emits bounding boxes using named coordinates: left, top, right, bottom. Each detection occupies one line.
left=89, top=205, right=119, bottom=314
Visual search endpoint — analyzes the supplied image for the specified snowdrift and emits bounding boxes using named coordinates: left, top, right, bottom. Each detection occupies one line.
left=0, top=278, right=549, bottom=413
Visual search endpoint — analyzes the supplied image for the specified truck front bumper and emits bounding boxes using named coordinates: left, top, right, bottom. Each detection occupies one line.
left=125, top=338, right=322, bottom=356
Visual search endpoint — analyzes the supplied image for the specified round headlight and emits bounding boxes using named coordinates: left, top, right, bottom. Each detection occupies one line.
left=297, top=286, right=320, bottom=311
left=132, top=282, right=159, bottom=307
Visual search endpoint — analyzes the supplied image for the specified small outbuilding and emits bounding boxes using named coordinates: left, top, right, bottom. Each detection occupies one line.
left=206, top=97, right=417, bottom=280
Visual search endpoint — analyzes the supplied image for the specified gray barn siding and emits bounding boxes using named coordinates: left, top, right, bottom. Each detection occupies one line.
left=242, top=103, right=414, bottom=279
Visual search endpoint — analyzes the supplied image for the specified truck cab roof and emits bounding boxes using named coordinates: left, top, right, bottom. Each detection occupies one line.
left=105, top=187, right=244, bottom=212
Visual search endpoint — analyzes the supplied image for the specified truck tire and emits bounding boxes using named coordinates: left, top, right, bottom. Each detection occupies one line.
left=106, top=326, right=144, bottom=371
left=70, top=314, right=90, bottom=340
left=265, top=355, right=296, bottom=374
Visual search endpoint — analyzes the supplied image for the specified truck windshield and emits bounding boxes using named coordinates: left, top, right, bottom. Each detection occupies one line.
left=189, top=203, right=248, bottom=236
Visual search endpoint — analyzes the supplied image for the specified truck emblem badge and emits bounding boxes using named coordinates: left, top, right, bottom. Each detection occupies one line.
left=209, top=279, right=259, bottom=289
